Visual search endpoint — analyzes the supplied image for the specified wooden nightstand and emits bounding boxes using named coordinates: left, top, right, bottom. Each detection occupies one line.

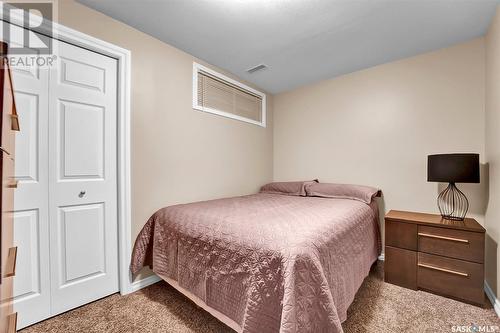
left=384, top=210, right=485, bottom=306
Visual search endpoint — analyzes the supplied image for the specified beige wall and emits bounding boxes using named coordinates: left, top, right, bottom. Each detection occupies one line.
left=57, top=0, right=274, bottom=278
left=486, top=6, right=500, bottom=297
left=274, top=38, right=486, bottom=242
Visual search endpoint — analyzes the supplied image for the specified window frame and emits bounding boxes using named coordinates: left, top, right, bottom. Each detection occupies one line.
left=192, top=62, right=267, bottom=127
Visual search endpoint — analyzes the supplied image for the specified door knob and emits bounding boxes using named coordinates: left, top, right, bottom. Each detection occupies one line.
left=78, top=190, right=86, bottom=198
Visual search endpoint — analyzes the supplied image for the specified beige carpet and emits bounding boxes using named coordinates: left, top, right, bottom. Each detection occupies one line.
left=21, top=261, right=499, bottom=333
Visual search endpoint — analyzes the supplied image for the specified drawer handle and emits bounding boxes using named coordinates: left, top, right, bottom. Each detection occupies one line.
left=418, top=232, right=469, bottom=244
left=418, top=263, right=469, bottom=277
left=7, top=312, right=17, bottom=333
left=7, top=60, right=20, bottom=132
left=7, top=180, right=17, bottom=188
left=4, top=246, right=17, bottom=278
left=10, top=114, right=19, bottom=132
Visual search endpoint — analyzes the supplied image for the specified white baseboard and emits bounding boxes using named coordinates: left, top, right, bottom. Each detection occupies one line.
left=130, top=274, right=161, bottom=293
left=484, top=281, right=500, bottom=317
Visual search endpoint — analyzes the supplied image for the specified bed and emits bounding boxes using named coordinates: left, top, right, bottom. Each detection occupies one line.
left=130, top=182, right=381, bottom=333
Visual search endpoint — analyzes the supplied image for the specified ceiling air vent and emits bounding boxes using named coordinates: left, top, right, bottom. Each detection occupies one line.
left=247, top=64, right=267, bottom=74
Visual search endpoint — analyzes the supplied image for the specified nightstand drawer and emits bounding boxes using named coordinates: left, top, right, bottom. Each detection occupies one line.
left=417, top=252, right=484, bottom=305
left=418, top=226, right=484, bottom=263
left=385, top=246, right=417, bottom=290
left=385, top=220, right=417, bottom=250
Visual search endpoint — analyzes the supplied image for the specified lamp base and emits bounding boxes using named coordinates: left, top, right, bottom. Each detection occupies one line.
left=437, top=183, right=469, bottom=221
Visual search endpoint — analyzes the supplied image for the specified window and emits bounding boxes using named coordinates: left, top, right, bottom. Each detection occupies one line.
left=193, top=62, right=266, bottom=127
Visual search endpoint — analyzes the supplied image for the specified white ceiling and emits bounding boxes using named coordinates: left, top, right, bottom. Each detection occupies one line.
left=77, top=0, right=499, bottom=94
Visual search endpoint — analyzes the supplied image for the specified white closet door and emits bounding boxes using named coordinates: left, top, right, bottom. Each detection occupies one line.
left=11, top=57, right=51, bottom=328
left=48, top=40, right=118, bottom=313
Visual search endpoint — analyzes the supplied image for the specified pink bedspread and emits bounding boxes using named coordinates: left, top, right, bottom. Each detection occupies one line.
left=131, top=193, right=381, bottom=333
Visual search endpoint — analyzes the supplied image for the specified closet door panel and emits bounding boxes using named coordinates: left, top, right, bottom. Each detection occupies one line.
left=11, top=62, right=51, bottom=329
left=4, top=24, right=119, bottom=327
left=59, top=100, right=104, bottom=179
left=48, top=40, right=118, bottom=314
left=58, top=203, right=105, bottom=284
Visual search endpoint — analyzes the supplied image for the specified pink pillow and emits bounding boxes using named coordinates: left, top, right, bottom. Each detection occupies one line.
left=260, top=180, right=319, bottom=196
left=306, top=183, right=380, bottom=204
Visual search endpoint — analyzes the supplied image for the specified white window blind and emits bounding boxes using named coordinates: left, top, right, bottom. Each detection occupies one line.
left=193, top=63, right=266, bottom=127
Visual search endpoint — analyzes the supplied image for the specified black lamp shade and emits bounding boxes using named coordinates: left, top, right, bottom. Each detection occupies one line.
left=427, top=153, right=480, bottom=183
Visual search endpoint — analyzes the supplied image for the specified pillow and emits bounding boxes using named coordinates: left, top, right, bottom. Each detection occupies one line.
left=306, top=183, right=380, bottom=204
left=259, top=180, right=319, bottom=196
